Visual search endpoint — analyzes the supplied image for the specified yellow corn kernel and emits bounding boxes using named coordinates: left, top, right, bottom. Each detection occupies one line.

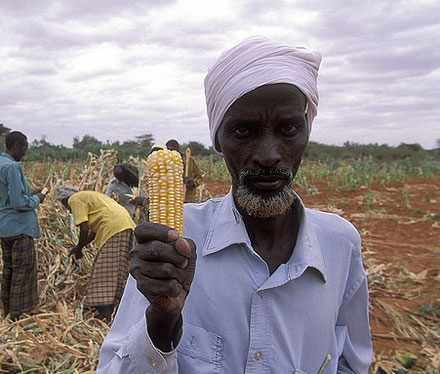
left=146, top=149, right=184, bottom=235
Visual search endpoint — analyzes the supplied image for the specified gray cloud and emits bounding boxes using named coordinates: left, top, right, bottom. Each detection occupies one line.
left=1, top=0, right=439, bottom=149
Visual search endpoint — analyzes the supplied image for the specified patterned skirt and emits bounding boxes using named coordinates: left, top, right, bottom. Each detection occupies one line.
left=1, top=234, right=38, bottom=318
left=84, top=229, right=134, bottom=307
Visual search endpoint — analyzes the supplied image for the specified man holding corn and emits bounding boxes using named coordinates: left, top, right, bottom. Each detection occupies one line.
left=0, top=131, right=46, bottom=320
left=98, top=37, right=373, bottom=373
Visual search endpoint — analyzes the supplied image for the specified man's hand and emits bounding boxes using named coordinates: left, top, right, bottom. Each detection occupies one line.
left=31, top=187, right=42, bottom=195
left=31, top=188, right=45, bottom=203
left=68, top=246, right=83, bottom=260
left=130, top=222, right=196, bottom=351
left=35, top=192, right=46, bottom=203
left=130, top=222, right=196, bottom=314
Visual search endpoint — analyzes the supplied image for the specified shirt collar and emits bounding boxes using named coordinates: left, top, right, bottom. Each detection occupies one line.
left=1, top=152, right=15, bottom=162
left=202, top=189, right=327, bottom=283
left=287, top=201, right=327, bottom=282
left=202, top=190, right=251, bottom=256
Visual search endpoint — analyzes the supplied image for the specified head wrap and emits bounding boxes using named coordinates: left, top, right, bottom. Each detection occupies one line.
left=116, top=163, right=139, bottom=187
left=56, top=185, right=79, bottom=201
left=204, top=36, right=322, bottom=152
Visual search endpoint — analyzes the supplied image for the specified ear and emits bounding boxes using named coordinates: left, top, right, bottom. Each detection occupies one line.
left=215, top=136, right=222, bottom=153
left=214, top=126, right=223, bottom=153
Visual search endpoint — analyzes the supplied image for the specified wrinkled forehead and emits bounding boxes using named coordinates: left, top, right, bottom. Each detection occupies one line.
left=229, top=83, right=306, bottom=111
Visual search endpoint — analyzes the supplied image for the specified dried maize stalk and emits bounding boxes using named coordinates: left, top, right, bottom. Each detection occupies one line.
left=146, top=149, right=184, bottom=235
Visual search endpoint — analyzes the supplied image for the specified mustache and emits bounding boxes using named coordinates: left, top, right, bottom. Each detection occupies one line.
left=239, top=167, right=294, bottom=182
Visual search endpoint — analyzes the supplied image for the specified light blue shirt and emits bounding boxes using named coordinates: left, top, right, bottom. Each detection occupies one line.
left=98, top=191, right=372, bottom=373
left=0, top=153, right=40, bottom=238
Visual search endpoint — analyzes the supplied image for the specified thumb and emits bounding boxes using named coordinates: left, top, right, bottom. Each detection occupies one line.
left=176, top=238, right=197, bottom=293
left=175, top=237, right=195, bottom=259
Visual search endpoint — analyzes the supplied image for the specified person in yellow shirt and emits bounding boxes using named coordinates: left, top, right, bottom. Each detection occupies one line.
left=57, top=186, right=136, bottom=322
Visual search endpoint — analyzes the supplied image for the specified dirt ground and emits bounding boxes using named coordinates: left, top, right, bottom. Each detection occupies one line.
left=202, top=177, right=440, bottom=371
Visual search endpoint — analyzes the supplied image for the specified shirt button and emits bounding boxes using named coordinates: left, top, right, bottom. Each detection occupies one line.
left=150, top=359, right=159, bottom=368
left=254, top=351, right=263, bottom=360
left=257, top=290, right=265, bottom=296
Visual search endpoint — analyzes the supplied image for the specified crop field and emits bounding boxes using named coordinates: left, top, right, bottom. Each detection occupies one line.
left=0, top=151, right=439, bottom=373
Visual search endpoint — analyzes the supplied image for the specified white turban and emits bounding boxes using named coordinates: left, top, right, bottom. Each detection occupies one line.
left=204, top=36, right=322, bottom=152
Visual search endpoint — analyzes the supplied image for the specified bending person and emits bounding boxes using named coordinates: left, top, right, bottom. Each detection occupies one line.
left=57, top=187, right=136, bottom=322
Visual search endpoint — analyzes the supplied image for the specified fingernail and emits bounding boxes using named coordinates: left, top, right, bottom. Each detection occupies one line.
left=168, top=230, right=179, bottom=241
left=181, top=259, right=188, bottom=268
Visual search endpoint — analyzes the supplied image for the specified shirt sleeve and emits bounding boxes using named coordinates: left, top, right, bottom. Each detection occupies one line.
left=105, top=181, right=114, bottom=197
left=97, top=275, right=180, bottom=374
left=68, top=196, right=89, bottom=226
left=336, top=273, right=373, bottom=374
left=6, top=164, right=40, bottom=211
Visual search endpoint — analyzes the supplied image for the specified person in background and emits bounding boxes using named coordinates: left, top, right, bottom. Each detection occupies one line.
left=98, top=36, right=373, bottom=373
left=0, top=131, right=46, bottom=320
left=166, top=139, right=203, bottom=203
left=57, top=187, right=136, bottom=322
left=105, top=163, right=145, bottom=217
left=149, top=143, right=166, bottom=154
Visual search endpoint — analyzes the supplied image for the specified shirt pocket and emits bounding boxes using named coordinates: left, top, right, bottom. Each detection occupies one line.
left=177, top=322, right=223, bottom=373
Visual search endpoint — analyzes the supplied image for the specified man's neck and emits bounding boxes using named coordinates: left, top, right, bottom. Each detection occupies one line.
left=5, top=150, right=17, bottom=161
left=239, top=198, right=302, bottom=274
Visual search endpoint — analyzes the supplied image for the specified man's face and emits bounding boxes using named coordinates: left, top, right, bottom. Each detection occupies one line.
left=12, top=140, right=28, bottom=161
left=216, top=83, right=308, bottom=217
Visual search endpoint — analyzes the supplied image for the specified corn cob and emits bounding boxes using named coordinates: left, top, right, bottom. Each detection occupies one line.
left=146, top=149, right=184, bottom=235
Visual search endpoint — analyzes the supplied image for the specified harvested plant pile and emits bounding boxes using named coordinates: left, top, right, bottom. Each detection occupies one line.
left=0, top=154, right=439, bottom=373
left=1, top=150, right=118, bottom=373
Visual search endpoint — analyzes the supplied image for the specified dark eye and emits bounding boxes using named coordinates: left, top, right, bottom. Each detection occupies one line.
left=278, top=124, right=298, bottom=136
left=233, top=126, right=252, bottom=138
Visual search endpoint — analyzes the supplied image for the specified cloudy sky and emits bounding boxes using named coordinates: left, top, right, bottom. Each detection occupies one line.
left=1, top=0, right=439, bottom=149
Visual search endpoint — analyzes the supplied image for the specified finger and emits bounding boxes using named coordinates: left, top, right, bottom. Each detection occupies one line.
left=175, top=238, right=196, bottom=260
left=131, top=269, right=183, bottom=299
left=135, top=222, right=179, bottom=244
left=130, top=242, right=188, bottom=269
left=180, top=238, right=197, bottom=292
left=133, top=260, right=185, bottom=285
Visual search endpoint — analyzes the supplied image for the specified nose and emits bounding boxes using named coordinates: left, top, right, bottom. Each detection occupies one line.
left=252, top=134, right=281, bottom=168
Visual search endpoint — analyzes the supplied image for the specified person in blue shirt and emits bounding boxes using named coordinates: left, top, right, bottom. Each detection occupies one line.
left=0, top=131, right=46, bottom=320
left=98, top=37, right=373, bottom=373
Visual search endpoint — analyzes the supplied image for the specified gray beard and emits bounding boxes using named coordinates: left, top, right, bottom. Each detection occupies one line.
left=234, top=169, right=296, bottom=218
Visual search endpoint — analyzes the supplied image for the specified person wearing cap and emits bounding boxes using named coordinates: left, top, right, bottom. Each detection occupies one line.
left=98, top=36, right=372, bottom=373
left=57, top=187, right=136, bottom=322
left=105, top=163, right=145, bottom=217
left=0, top=131, right=46, bottom=320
